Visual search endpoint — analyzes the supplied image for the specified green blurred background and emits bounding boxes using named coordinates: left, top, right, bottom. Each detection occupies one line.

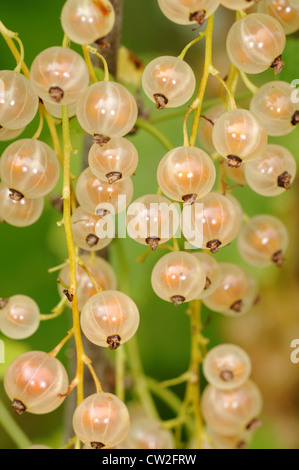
left=0, top=0, right=299, bottom=449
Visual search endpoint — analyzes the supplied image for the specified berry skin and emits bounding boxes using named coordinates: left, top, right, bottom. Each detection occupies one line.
left=72, top=392, right=130, bottom=448
left=61, top=0, right=115, bottom=45
left=58, top=254, right=117, bottom=311
left=258, top=0, right=299, bottom=35
left=44, top=101, right=77, bottom=119
left=4, top=351, right=69, bottom=415
left=203, top=344, right=252, bottom=390
left=80, top=290, right=140, bottom=349
left=0, top=295, right=40, bottom=340
left=76, top=167, right=134, bottom=215
left=202, top=380, right=263, bottom=436
left=0, top=183, right=44, bottom=227
left=212, top=109, right=268, bottom=167
left=0, top=139, right=60, bottom=199
left=88, top=137, right=138, bottom=184
left=198, top=105, right=225, bottom=154
left=129, top=416, right=175, bottom=449
left=226, top=165, right=246, bottom=186
left=181, top=191, right=241, bottom=252
left=202, top=263, right=258, bottom=316
left=238, top=214, right=289, bottom=267
left=76, top=81, right=138, bottom=138
left=71, top=206, right=112, bottom=251
left=220, top=0, right=257, bottom=10
left=0, top=71, right=38, bottom=129
left=142, top=56, right=196, bottom=109
left=0, top=126, right=25, bottom=142
left=250, top=81, right=299, bottom=136
left=151, top=251, right=206, bottom=306
left=208, top=429, right=252, bottom=450
left=245, top=144, right=296, bottom=196
left=192, top=252, right=221, bottom=299
left=157, top=146, right=216, bottom=204
left=126, top=194, right=179, bottom=251
left=157, top=0, right=220, bottom=25
left=30, top=47, right=89, bottom=105
left=226, top=13, right=286, bottom=74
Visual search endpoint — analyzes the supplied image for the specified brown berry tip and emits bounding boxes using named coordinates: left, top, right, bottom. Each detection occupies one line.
left=227, top=155, right=242, bottom=168
left=95, top=208, right=111, bottom=218
left=63, top=289, right=74, bottom=302
left=90, top=441, right=105, bottom=449
left=49, top=86, right=64, bottom=103
left=220, top=369, right=234, bottom=382
left=93, top=134, right=111, bottom=146
left=206, top=239, right=222, bottom=253
left=182, top=193, right=197, bottom=205
left=204, top=276, right=211, bottom=290
left=95, top=37, right=111, bottom=50
left=0, top=297, right=9, bottom=309
left=236, top=441, right=247, bottom=449
left=154, top=93, right=168, bottom=110
left=291, top=110, right=299, bottom=126
left=107, top=334, right=121, bottom=350
left=50, top=194, right=64, bottom=213
left=277, top=171, right=292, bottom=190
left=9, top=188, right=24, bottom=201
left=106, top=171, right=122, bottom=184
left=86, top=233, right=99, bottom=248
left=246, top=418, right=262, bottom=432
left=171, top=295, right=185, bottom=307
left=272, top=250, right=284, bottom=267
left=189, top=10, right=206, bottom=25
left=146, top=236, right=161, bottom=251
left=12, top=399, right=26, bottom=415
left=230, top=299, right=243, bottom=313
left=270, top=55, right=285, bottom=74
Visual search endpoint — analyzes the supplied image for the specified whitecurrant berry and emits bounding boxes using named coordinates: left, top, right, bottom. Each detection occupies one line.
left=202, top=263, right=258, bottom=316
left=44, top=101, right=77, bottom=119
left=245, top=144, right=297, bottom=196
left=250, top=81, right=299, bottom=136
left=203, top=344, right=252, bottom=390
left=209, top=429, right=252, bottom=450
left=157, top=146, right=216, bottom=204
left=0, top=126, right=25, bottom=142
left=157, top=0, right=220, bottom=25
left=129, top=417, right=174, bottom=449
left=4, top=351, right=68, bottom=415
left=76, top=81, right=138, bottom=138
left=198, top=105, right=225, bottom=153
left=212, top=109, right=268, bottom=167
left=226, top=165, right=246, bottom=186
left=151, top=251, right=206, bottom=306
left=88, top=137, right=138, bottom=184
left=80, top=290, right=140, bottom=349
left=0, top=71, right=38, bottom=129
left=0, top=295, right=40, bottom=340
left=126, top=194, right=179, bottom=251
left=226, top=13, right=286, bottom=74
left=71, top=206, right=112, bottom=251
left=61, top=0, right=115, bottom=45
left=258, top=0, right=299, bottom=35
left=0, top=183, right=44, bottom=227
left=142, top=56, right=196, bottom=109
left=72, top=392, right=130, bottom=448
left=220, top=0, right=257, bottom=10
left=238, top=214, right=289, bottom=267
left=0, top=139, right=60, bottom=199
left=192, top=253, right=221, bottom=299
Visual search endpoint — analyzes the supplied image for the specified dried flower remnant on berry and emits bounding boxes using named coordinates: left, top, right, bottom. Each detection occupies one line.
left=106, top=171, right=122, bottom=184
left=107, top=334, right=121, bottom=350
left=9, top=189, right=24, bottom=201
left=246, top=418, right=262, bottom=432
left=49, top=86, right=64, bottom=103
left=154, top=93, right=168, bottom=110
left=277, top=171, right=292, bottom=190
left=146, top=236, right=161, bottom=251
left=95, top=37, right=111, bottom=50
left=230, top=299, right=243, bottom=313
left=270, top=55, right=285, bottom=74
left=12, top=399, right=26, bottom=415
left=93, top=134, right=111, bottom=145
left=182, top=194, right=197, bottom=205
left=291, top=111, right=299, bottom=126
left=207, top=239, right=222, bottom=253
left=227, top=156, right=242, bottom=168
left=0, top=298, right=9, bottom=309
left=189, top=10, right=206, bottom=25
left=90, top=441, right=105, bottom=449
left=171, top=295, right=185, bottom=306
left=220, top=370, right=234, bottom=382
left=86, top=234, right=99, bottom=248
left=63, top=289, right=74, bottom=302
left=272, top=250, right=285, bottom=267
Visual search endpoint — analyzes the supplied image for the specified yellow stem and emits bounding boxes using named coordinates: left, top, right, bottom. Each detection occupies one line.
left=83, top=356, right=103, bottom=393
left=82, top=45, right=99, bottom=83
left=115, top=346, right=126, bottom=401
left=85, top=45, right=110, bottom=81
left=76, top=257, right=102, bottom=292
left=0, top=21, right=26, bottom=75
left=32, top=103, right=44, bottom=140
left=178, top=33, right=205, bottom=60
left=239, top=71, right=258, bottom=95
left=40, top=296, right=68, bottom=322
left=48, top=329, right=74, bottom=357
left=210, top=66, right=237, bottom=110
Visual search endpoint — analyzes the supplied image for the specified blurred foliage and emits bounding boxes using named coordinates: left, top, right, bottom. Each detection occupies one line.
left=0, top=0, right=299, bottom=450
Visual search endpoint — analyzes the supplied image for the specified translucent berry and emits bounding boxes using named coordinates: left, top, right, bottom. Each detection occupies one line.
left=202, top=380, right=263, bottom=436
left=250, top=81, right=299, bottom=136
left=0, top=126, right=25, bottom=142
left=158, top=0, right=220, bottom=25
left=220, top=0, right=257, bottom=10
left=203, top=344, right=252, bottom=390
left=212, top=109, right=268, bottom=167
left=30, top=47, right=89, bottom=105
left=151, top=251, right=206, bottom=306
left=157, top=146, right=216, bottom=204
left=76, top=81, right=138, bottom=138
left=44, top=101, right=77, bottom=119
left=126, top=194, right=180, bottom=250
left=226, top=13, right=286, bottom=74
left=88, top=137, right=138, bottom=184
left=202, top=263, right=258, bottom=316
left=0, top=295, right=40, bottom=340
left=226, top=165, right=246, bottom=186
left=238, top=214, right=289, bottom=267
left=71, top=206, right=112, bottom=251
left=61, top=0, right=115, bottom=45
left=192, top=253, right=221, bottom=299
left=209, top=429, right=252, bottom=450
left=76, top=167, right=134, bottom=214
left=129, top=417, right=174, bottom=449
left=0, top=183, right=44, bottom=227
left=0, top=71, right=38, bottom=129
left=258, top=0, right=299, bottom=35
left=4, top=351, right=68, bottom=415
left=0, top=139, right=60, bottom=199
left=58, top=254, right=117, bottom=311
left=81, top=290, right=140, bottom=349
left=142, top=56, right=196, bottom=109
left=245, top=144, right=296, bottom=196
left=198, top=105, right=225, bottom=153
left=181, top=192, right=241, bottom=252
left=72, top=392, right=130, bottom=448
